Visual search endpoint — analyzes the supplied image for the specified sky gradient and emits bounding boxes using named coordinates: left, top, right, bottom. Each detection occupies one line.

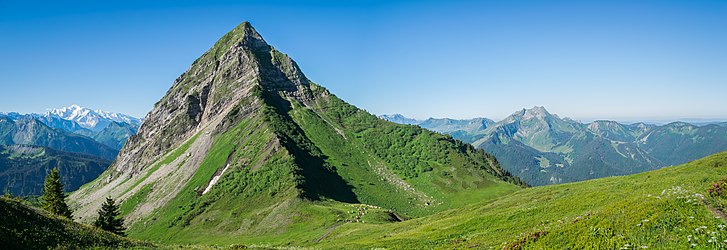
left=1, top=0, right=726, bottom=121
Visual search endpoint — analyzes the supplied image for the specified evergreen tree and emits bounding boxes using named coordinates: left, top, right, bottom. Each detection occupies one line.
left=94, top=197, right=126, bottom=236
left=41, top=167, right=73, bottom=218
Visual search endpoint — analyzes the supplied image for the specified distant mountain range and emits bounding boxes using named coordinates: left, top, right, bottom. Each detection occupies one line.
left=47, top=104, right=142, bottom=132
left=0, top=105, right=142, bottom=195
left=381, top=107, right=727, bottom=185
left=378, top=115, right=495, bottom=143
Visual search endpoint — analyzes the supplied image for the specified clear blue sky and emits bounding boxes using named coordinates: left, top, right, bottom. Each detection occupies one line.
left=2, top=0, right=726, bottom=121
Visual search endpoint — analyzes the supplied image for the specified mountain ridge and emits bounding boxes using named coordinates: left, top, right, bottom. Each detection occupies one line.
left=47, top=104, right=142, bottom=131
left=70, top=22, right=524, bottom=244
left=382, top=107, right=727, bottom=185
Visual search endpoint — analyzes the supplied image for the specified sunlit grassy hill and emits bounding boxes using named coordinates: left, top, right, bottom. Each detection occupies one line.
left=0, top=196, right=145, bottom=249
left=312, top=151, right=727, bottom=249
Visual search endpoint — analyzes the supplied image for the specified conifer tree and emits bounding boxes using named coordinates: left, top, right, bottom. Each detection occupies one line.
left=41, top=167, right=73, bottom=218
left=94, top=197, right=126, bottom=236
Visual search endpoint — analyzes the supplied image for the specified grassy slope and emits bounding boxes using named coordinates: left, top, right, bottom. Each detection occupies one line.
left=120, top=102, right=408, bottom=246
left=314, top=151, right=727, bottom=249
left=294, top=84, right=523, bottom=216
left=115, top=84, right=524, bottom=246
left=0, top=197, right=145, bottom=249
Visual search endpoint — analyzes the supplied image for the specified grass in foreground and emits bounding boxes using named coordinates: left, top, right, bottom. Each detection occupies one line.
left=311, top=151, right=727, bottom=249
left=0, top=196, right=149, bottom=249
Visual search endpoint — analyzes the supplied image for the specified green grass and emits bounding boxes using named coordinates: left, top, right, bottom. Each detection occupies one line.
left=119, top=183, right=153, bottom=216
left=116, top=151, right=727, bottom=249
left=289, top=102, right=520, bottom=216
left=0, top=196, right=149, bottom=249
left=311, top=151, right=727, bottom=249
left=110, top=77, right=526, bottom=247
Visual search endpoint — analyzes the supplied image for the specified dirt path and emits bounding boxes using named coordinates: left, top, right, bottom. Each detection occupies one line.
left=704, top=201, right=727, bottom=222
left=316, top=222, right=343, bottom=243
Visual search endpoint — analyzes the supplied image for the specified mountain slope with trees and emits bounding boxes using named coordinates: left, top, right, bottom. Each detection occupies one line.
left=0, top=196, right=142, bottom=249
left=0, top=145, right=111, bottom=195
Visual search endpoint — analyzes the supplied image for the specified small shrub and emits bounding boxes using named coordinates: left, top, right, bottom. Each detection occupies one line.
left=708, top=178, right=727, bottom=197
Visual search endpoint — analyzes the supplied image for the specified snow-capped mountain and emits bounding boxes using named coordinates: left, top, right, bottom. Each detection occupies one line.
left=47, top=104, right=142, bottom=131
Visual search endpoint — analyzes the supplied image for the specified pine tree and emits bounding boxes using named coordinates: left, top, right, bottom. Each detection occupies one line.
left=94, top=197, right=126, bottom=236
left=41, top=167, right=73, bottom=218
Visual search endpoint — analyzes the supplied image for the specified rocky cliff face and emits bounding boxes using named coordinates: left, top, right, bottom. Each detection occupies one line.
left=112, top=23, right=289, bottom=176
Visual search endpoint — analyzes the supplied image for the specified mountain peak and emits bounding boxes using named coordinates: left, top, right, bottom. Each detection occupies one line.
left=213, top=21, right=268, bottom=54
left=518, top=106, right=552, bottom=120
left=70, top=22, right=526, bottom=234
left=526, top=106, right=548, bottom=115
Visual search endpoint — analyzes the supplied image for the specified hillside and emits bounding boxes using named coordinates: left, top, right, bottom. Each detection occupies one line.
left=93, top=121, right=139, bottom=150
left=0, top=145, right=111, bottom=195
left=312, top=151, right=727, bottom=249
left=0, top=196, right=143, bottom=249
left=69, top=21, right=524, bottom=245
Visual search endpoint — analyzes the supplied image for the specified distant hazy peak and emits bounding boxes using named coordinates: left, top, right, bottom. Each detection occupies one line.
left=664, top=121, right=696, bottom=127
left=378, top=114, right=420, bottom=125
left=587, top=120, right=623, bottom=128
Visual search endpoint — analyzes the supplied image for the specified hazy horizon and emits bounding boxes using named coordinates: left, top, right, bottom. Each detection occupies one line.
left=2, top=1, right=726, bottom=121
left=5, top=102, right=727, bottom=125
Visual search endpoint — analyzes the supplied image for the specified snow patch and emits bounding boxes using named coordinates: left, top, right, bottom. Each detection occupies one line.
left=202, top=164, right=230, bottom=195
